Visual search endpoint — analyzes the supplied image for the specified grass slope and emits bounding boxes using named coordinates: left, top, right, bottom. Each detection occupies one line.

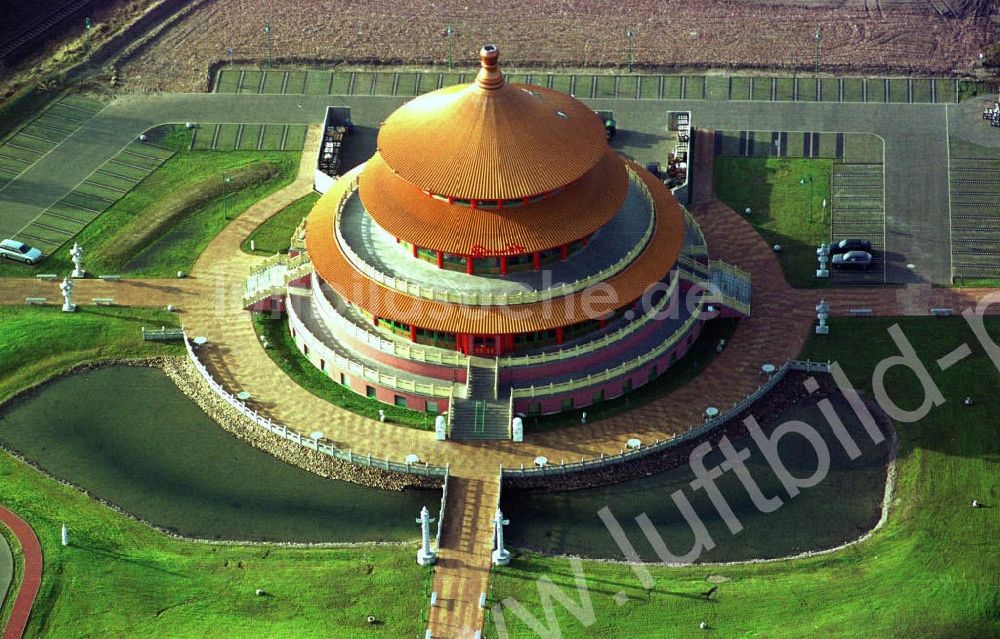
left=0, top=130, right=298, bottom=278
left=242, top=192, right=320, bottom=256
left=486, top=317, right=1000, bottom=639
left=0, top=306, right=182, bottom=404
left=253, top=314, right=434, bottom=430
left=714, top=157, right=832, bottom=288
left=0, top=307, right=430, bottom=637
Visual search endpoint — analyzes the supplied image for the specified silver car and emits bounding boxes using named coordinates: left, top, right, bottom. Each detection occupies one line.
left=0, top=239, right=44, bottom=264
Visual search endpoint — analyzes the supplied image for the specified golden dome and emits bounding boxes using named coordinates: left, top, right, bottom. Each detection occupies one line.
left=375, top=45, right=608, bottom=201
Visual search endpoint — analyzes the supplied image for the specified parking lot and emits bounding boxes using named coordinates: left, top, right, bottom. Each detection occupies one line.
left=213, top=69, right=962, bottom=105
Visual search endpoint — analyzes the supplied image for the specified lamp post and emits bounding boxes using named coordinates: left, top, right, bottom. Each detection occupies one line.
left=264, top=21, right=273, bottom=68
left=814, top=27, right=822, bottom=76
left=222, top=173, right=233, bottom=220
left=800, top=176, right=814, bottom=223
left=626, top=27, right=635, bottom=73
left=446, top=25, right=454, bottom=70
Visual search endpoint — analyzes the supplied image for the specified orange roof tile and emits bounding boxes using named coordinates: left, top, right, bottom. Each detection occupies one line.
left=376, top=48, right=607, bottom=201
left=359, top=150, right=627, bottom=255
left=305, top=162, right=685, bottom=335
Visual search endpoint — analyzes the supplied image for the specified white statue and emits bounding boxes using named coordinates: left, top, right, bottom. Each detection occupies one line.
left=815, top=244, right=830, bottom=278
left=491, top=508, right=511, bottom=566
left=816, top=299, right=830, bottom=335
left=70, top=242, right=85, bottom=278
left=416, top=506, right=437, bottom=566
left=60, top=278, right=76, bottom=312
left=61, top=523, right=69, bottom=547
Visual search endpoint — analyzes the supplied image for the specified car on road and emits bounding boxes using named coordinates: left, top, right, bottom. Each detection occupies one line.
left=831, top=250, right=873, bottom=270
left=0, top=239, right=44, bottom=264
left=825, top=238, right=872, bottom=256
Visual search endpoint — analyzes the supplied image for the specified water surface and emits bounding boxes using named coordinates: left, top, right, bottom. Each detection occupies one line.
left=0, top=366, right=436, bottom=543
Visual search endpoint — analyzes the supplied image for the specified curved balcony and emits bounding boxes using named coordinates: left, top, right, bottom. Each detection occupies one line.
left=334, top=167, right=656, bottom=306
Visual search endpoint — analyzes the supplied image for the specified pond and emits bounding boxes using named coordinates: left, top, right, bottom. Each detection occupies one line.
left=502, top=394, right=889, bottom=563
left=0, top=366, right=437, bottom=543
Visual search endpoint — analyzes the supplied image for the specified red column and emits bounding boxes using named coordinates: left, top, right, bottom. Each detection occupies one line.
left=500, top=255, right=508, bottom=275
left=409, top=325, right=417, bottom=342
left=373, top=315, right=379, bottom=327
left=395, top=236, right=400, bottom=243
left=412, top=244, right=418, bottom=257
left=556, top=326, right=564, bottom=344
left=560, top=243, right=569, bottom=260
left=599, top=317, right=607, bottom=329
left=466, top=256, right=475, bottom=275
left=455, top=333, right=464, bottom=352
left=532, top=252, right=541, bottom=270
left=436, top=251, right=444, bottom=268
left=506, top=334, right=515, bottom=351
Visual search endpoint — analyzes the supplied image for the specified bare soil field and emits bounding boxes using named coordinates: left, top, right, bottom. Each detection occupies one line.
left=117, top=0, right=997, bottom=92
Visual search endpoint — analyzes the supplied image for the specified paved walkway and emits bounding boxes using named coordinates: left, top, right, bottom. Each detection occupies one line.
left=428, top=475, right=498, bottom=638
left=0, top=508, right=41, bottom=639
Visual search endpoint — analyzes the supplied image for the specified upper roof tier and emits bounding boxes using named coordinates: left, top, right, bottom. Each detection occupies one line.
left=375, top=45, right=608, bottom=201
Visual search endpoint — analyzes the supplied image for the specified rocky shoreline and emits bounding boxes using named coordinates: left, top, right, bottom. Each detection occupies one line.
left=159, top=356, right=442, bottom=491
left=505, top=372, right=892, bottom=493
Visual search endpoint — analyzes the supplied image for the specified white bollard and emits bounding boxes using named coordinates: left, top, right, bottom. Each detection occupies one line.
left=61, top=523, right=69, bottom=547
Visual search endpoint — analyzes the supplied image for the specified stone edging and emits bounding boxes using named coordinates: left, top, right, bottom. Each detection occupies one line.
left=160, top=355, right=441, bottom=491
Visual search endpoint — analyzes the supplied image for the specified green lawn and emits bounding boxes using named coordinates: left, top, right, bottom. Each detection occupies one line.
left=0, top=127, right=298, bottom=278
left=487, top=316, right=1000, bottom=639
left=243, top=192, right=320, bottom=256
left=252, top=314, right=435, bottom=430
left=714, top=157, right=832, bottom=288
left=0, top=306, right=182, bottom=403
left=0, top=306, right=431, bottom=637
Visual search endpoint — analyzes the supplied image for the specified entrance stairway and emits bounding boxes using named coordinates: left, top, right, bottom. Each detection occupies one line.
left=449, top=362, right=511, bottom=440
left=709, top=261, right=752, bottom=315
left=677, top=254, right=752, bottom=316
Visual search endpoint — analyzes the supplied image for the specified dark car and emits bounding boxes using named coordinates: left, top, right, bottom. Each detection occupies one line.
left=831, top=250, right=873, bottom=270
left=826, top=239, right=872, bottom=256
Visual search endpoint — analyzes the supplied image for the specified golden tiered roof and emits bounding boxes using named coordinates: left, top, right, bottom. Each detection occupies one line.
left=360, top=149, right=627, bottom=256
left=306, top=162, right=685, bottom=335
left=374, top=45, right=608, bottom=201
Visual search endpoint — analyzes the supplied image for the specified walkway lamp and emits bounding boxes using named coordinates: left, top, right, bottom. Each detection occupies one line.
left=222, top=173, right=233, bottom=220
left=446, top=25, right=454, bottom=70
left=814, top=27, right=822, bottom=76
left=264, top=21, right=273, bottom=68
left=800, top=176, right=814, bottom=223
left=626, top=27, right=635, bottom=73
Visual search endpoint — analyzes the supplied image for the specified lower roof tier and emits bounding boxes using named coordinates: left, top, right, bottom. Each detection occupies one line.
left=305, top=160, right=686, bottom=335
left=358, top=148, right=628, bottom=256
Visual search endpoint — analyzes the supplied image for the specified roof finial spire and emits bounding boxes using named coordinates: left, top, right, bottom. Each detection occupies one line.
left=475, top=44, right=504, bottom=91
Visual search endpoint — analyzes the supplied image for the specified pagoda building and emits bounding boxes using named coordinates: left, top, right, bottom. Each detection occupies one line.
left=249, top=45, right=751, bottom=439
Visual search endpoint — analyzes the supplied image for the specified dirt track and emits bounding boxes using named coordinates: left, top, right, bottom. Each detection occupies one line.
left=117, top=0, right=997, bottom=92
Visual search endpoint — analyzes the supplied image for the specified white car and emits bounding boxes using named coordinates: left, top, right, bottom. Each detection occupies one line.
left=0, top=239, right=44, bottom=264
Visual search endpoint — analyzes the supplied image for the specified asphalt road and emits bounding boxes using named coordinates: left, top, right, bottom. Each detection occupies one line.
left=0, top=92, right=981, bottom=285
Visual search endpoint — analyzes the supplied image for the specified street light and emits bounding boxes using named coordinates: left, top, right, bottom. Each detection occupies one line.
left=800, top=176, right=814, bottom=223
left=814, top=27, right=822, bottom=77
left=446, top=25, right=454, bottom=70
left=264, top=21, right=273, bottom=68
left=222, top=173, right=233, bottom=220
left=626, top=27, right=635, bottom=73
